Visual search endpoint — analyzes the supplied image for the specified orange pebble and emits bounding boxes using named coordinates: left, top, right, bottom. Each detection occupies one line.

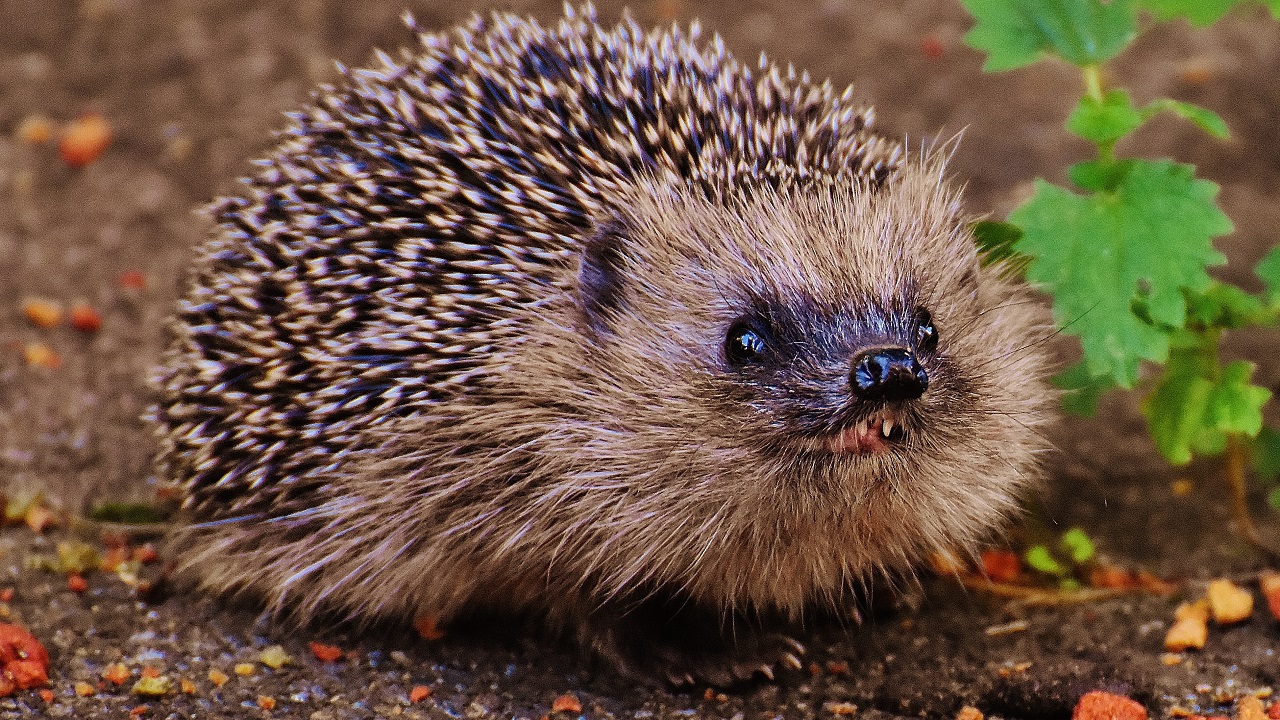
left=59, top=113, right=112, bottom=168
left=552, top=693, right=582, bottom=713
left=102, top=663, right=130, bottom=686
left=308, top=641, right=343, bottom=662
left=1206, top=578, right=1253, bottom=624
left=1238, top=696, right=1266, bottom=720
left=981, top=549, right=1020, bottom=583
left=409, top=685, right=432, bottom=703
left=69, top=303, right=102, bottom=333
left=15, top=115, right=54, bottom=144
left=132, top=544, right=158, bottom=564
left=67, top=574, right=88, bottom=593
left=1260, top=571, right=1280, bottom=621
left=21, top=298, right=62, bottom=328
left=23, top=342, right=61, bottom=370
left=1072, top=690, right=1147, bottom=720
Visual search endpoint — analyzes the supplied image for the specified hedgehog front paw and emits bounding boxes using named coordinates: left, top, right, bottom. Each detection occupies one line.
left=656, top=631, right=808, bottom=688
left=578, top=601, right=808, bottom=688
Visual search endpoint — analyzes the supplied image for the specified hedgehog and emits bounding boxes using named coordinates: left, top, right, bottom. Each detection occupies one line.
left=151, top=4, right=1053, bottom=685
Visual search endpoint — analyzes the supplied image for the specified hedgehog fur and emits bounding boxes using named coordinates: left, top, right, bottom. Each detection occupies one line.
left=152, top=3, right=1053, bottom=685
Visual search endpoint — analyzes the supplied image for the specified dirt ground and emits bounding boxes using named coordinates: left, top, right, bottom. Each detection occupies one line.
left=1, top=1, right=1279, bottom=718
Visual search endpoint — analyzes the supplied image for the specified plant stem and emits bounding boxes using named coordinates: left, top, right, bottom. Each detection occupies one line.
left=1082, top=64, right=1105, bottom=102
left=1081, top=64, right=1115, bottom=163
left=1225, top=433, right=1280, bottom=562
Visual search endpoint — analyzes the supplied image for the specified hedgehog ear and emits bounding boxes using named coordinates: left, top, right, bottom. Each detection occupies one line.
left=578, top=222, right=630, bottom=334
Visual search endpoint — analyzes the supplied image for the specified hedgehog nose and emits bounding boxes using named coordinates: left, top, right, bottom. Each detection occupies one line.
left=850, top=348, right=928, bottom=401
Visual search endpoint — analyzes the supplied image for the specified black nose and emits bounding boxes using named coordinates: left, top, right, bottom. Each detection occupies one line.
left=850, top=348, right=928, bottom=401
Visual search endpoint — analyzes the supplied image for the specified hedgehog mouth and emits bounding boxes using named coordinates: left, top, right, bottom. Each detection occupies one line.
left=825, top=409, right=904, bottom=455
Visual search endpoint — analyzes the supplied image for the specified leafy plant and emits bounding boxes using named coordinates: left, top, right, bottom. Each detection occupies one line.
left=961, top=0, right=1280, bottom=557
left=1024, top=527, right=1098, bottom=590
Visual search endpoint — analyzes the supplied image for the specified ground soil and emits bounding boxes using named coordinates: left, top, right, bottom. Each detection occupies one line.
left=1, top=1, right=1278, bottom=718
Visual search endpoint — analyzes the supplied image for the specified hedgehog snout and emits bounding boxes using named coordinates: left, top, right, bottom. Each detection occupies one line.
left=849, top=347, right=928, bottom=402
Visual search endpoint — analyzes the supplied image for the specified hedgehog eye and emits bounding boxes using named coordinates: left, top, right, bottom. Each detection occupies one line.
left=725, top=320, right=767, bottom=365
left=915, top=308, right=939, bottom=353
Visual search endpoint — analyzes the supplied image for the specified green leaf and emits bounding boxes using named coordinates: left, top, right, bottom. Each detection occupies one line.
left=972, top=220, right=1031, bottom=276
left=1142, top=344, right=1216, bottom=464
left=1142, top=346, right=1271, bottom=464
left=1011, top=161, right=1230, bottom=385
left=1059, top=527, right=1096, bottom=564
left=973, top=220, right=1022, bottom=261
left=1070, top=159, right=1137, bottom=192
left=1142, top=99, right=1230, bottom=139
left=1184, top=282, right=1266, bottom=329
left=961, top=0, right=1138, bottom=71
left=1203, top=361, right=1271, bottom=437
left=1053, top=361, right=1115, bottom=416
left=1140, top=0, right=1241, bottom=25
left=1255, top=246, right=1280, bottom=301
left=1024, top=545, right=1067, bottom=576
left=1067, top=90, right=1145, bottom=144
left=88, top=502, right=170, bottom=524
left=1250, top=426, right=1280, bottom=480
left=1269, top=487, right=1280, bottom=511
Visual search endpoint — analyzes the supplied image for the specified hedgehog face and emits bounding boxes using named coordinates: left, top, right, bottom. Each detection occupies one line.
left=558, top=169, right=1051, bottom=608
left=576, top=170, right=991, bottom=468
left=712, top=293, right=938, bottom=457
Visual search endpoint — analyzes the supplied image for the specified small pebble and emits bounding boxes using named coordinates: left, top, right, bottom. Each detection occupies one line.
left=1165, top=600, right=1209, bottom=652
left=102, top=663, right=130, bottom=686
left=21, top=298, right=62, bottom=328
left=15, top=115, right=54, bottom=144
left=259, top=645, right=290, bottom=669
left=66, top=574, right=87, bottom=593
left=1072, top=690, right=1146, bottom=720
left=68, top=303, right=102, bottom=333
left=59, top=113, right=112, bottom=168
left=1238, top=695, right=1266, bottom=720
left=131, top=675, right=172, bottom=696
left=410, top=685, right=432, bottom=703
left=552, top=693, right=582, bottom=713
left=1259, top=572, right=1280, bottom=621
left=309, top=642, right=343, bottom=662
left=23, top=342, right=61, bottom=370
left=1207, top=579, right=1253, bottom=624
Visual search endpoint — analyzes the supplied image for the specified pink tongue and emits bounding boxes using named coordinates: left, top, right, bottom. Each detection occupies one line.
left=833, top=420, right=888, bottom=455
